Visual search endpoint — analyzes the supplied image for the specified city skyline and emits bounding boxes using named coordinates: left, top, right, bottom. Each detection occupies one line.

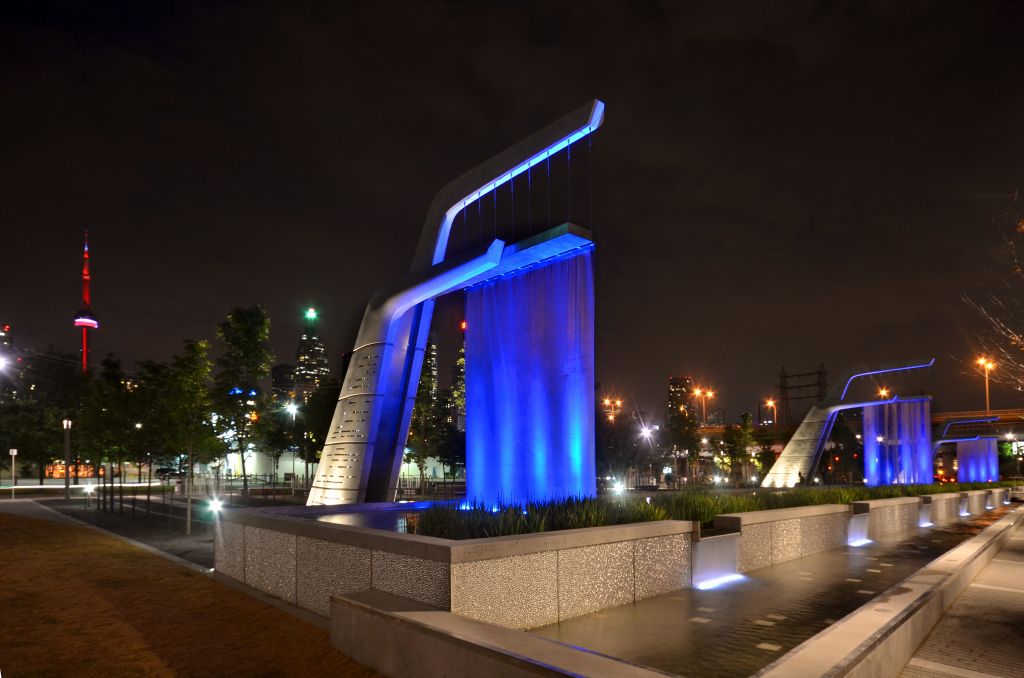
left=3, top=3, right=1023, bottom=419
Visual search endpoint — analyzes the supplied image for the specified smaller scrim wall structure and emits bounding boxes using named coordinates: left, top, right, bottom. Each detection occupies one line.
left=862, top=398, right=932, bottom=485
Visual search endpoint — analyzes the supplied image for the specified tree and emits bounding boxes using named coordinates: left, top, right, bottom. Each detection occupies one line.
left=163, top=340, right=220, bottom=532
left=751, top=426, right=778, bottom=481
left=406, top=346, right=439, bottom=495
left=664, top=402, right=700, bottom=484
left=213, top=306, right=273, bottom=496
left=722, top=412, right=756, bottom=484
left=75, top=355, right=140, bottom=511
left=6, top=351, right=90, bottom=483
left=964, top=191, right=1024, bottom=388
left=302, top=378, right=340, bottom=485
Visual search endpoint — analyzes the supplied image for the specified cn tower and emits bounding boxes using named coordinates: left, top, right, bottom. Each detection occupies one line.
left=73, top=230, right=98, bottom=372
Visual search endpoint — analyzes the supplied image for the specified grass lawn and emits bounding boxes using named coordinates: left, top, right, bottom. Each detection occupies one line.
left=0, top=512, right=378, bottom=677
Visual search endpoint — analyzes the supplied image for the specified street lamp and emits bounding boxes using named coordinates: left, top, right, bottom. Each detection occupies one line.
left=976, top=357, right=995, bottom=413
left=693, top=388, right=714, bottom=425
left=765, top=398, right=778, bottom=427
left=62, top=419, right=72, bottom=500
left=878, top=387, right=890, bottom=398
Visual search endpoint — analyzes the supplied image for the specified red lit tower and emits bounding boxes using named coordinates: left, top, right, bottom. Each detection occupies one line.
left=73, top=230, right=98, bottom=372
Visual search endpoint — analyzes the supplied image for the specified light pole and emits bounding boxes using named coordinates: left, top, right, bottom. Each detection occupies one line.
left=286, top=401, right=299, bottom=486
left=766, top=398, right=778, bottom=428
left=694, top=388, right=714, bottom=425
left=62, top=419, right=72, bottom=500
left=976, top=357, right=995, bottom=413
left=8, top=450, right=16, bottom=499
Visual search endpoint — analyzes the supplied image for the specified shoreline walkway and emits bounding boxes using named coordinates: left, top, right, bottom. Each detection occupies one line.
left=901, top=529, right=1024, bottom=678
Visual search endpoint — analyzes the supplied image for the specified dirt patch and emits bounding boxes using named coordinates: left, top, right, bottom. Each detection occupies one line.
left=0, top=512, right=378, bottom=677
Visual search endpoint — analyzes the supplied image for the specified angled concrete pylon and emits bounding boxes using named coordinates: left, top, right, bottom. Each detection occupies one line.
left=308, top=101, right=605, bottom=506
left=761, top=358, right=934, bottom=488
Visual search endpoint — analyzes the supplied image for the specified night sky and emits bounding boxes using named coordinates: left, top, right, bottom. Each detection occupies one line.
left=3, top=1, right=1023, bottom=421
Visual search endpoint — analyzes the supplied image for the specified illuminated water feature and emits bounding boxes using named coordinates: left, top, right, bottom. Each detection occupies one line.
left=862, top=398, right=932, bottom=485
left=464, top=247, right=596, bottom=507
left=957, top=439, right=999, bottom=483
left=531, top=512, right=1006, bottom=678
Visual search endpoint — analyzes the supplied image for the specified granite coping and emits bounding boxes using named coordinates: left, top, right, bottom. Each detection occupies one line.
left=448, top=520, right=696, bottom=563
left=959, top=489, right=989, bottom=497
left=714, top=503, right=850, bottom=527
left=219, top=508, right=696, bottom=564
left=851, top=496, right=921, bottom=514
left=922, top=493, right=961, bottom=503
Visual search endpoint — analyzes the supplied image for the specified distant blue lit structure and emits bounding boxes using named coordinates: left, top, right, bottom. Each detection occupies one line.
left=465, top=247, right=596, bottom=506
left=762, top=358, right=935, bottom=488
left=862, top=397, right=932, bottom=486
left=956, top=439, right=999, bottom=482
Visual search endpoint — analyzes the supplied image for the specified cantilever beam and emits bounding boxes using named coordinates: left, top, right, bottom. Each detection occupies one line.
left=307, top=101, right=606, bottom=506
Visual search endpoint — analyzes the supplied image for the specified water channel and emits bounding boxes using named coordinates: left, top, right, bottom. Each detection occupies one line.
left=530, top=510, right=1007, bottom=677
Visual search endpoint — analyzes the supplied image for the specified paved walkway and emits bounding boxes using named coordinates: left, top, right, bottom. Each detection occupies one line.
left=0, top=498, right=81, bottom=524
left=901, top=531, right=1024, bottom=678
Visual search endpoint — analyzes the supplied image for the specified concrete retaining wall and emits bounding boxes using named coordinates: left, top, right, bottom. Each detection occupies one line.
left=922, top=493, right=960, bottom=526
left=713, top=504, right=850, bottom=573
left=214, top=508, right=696, bottom=629
left=961, top=489, right=988, bottom=516
left=852, top=496, right=921, bottom=540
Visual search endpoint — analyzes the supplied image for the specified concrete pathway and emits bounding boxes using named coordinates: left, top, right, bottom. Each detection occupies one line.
left=0, top=498, right=82, bottom=525
left=901, top=532, right=1024, bottom=678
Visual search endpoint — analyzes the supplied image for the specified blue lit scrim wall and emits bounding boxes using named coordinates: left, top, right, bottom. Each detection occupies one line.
left=956, top=439, right=998, bottom=482
left=862, top=398, right=933, bottom=485
left=465, top=247, right=596, bottom=507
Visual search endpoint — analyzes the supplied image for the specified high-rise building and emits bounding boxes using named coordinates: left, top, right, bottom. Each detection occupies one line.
left=272, top=363, right=296, bottom=401
left=667, top=375, right=697, bottom=420
left=294, top=307, right=330, bottom=403
left=706, top=408, right=726, bottom=427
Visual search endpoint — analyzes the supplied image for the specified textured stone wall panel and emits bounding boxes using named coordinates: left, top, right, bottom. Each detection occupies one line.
left=635, top=534, right=691, bottom=599
left=737, top=523, right=772, bottom=573
left=214, top=520, right=245, bottom=581
left=451, top=551, right=558, bottom=629
left=296, top=537, right=371, bottom=617
left=244, top=526, right=297, bottom=604
left=771, top=519, right=802, bottom=565
left=372, top=550, right=450, bottom=609
left=557, top=541, right=634, bottom=620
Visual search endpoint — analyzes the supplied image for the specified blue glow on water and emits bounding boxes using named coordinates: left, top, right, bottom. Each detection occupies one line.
left=464, top=248, right=596, bottom=506
left=694, top=574, right=745, bottom=590
left=862, top=399, right=932, bottom=486
left=956, top=439, right=998, bottom=482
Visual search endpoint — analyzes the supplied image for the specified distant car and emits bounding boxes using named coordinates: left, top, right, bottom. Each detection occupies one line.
left=155, top=467, right=185, bottom=479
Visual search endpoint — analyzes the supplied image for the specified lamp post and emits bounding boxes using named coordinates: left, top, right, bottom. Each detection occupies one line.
left=976, top=357, right=995, bottom=413
left=693, top=388, right=715, bottom=425
left=766, top=398, right=778, bottom=428
left=285, top=401, right=299, bottom=485
left=8, top=450, right=16, bottom=499
left=62, top=419, right=72, bottom=500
